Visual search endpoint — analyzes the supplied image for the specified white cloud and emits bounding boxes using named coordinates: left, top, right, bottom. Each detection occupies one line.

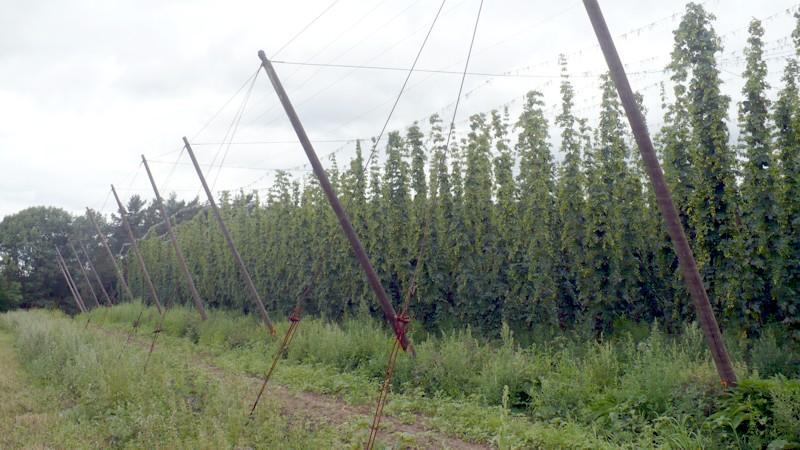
left=1, top=0, right=797, bottom=219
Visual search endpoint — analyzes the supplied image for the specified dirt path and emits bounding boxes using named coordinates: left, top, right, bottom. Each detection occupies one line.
left=104, top=325, right=490, bottom=450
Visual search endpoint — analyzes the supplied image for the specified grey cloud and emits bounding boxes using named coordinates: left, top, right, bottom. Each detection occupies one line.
left=1, top=0, right=799, bottom=219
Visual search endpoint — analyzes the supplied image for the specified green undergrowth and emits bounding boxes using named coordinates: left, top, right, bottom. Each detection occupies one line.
left=0, top=309, right=352, bottom=449
left=84, top=302, right=800, bottom=449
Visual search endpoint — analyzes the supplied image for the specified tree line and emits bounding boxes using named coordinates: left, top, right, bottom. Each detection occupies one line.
left=2, top=3, right=799, bottom=339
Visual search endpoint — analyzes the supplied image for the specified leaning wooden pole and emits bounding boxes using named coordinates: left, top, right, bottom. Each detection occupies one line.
left=111, top=184, right=164, bottom=314
left=86, top=208, right=129, bottom=304
left=68, top=243, right=101, bottom=308
left=582, top=0, right=736, bottom=386
left=183, top=138, right=274, bottom=334
left=79, top=242, right=114, bottom=307
left=141, top=155, right=208, bottom=320
left=55, top=251, right=86, bottom=313
left=56, top=248, right=87, bottom=311
left=257, top=50, right=411, bottom=352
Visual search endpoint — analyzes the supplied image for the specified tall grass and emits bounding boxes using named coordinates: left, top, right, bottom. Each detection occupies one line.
left=0, top=309, right=345, bottom=448
left=84, top=302, right=800, bottom=448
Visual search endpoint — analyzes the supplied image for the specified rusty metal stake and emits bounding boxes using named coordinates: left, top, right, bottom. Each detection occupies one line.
left=141, top=155, right=208, bottom=321
left=111, top=184, right=164, bottom=314
left=79, top=242, right=114, bottom=307
left=248, top=271, right=317, bottom=417
left=248, top=309, right=301, bottom=418
left=126, top=310, right=144, bottom=344
left=87, top=208, right=129, bottom=304
left=257, top=50, right=410, bottom=352
left=69, top=243, right=101, bottom=308
left=142, top=315, right=164, bottom=373
left=582, top=0, right=736, bottom=386
left=367, top=338, right=402, bottom=450
left=183, top=138, right=274, bottom=334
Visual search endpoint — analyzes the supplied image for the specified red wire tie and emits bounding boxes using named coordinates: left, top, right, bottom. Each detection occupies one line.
left=289, top=306, right=302, bottom=323
left=394, top=313, right=410, bottom=342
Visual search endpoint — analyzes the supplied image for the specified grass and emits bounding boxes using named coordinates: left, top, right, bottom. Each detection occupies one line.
left=4, top=302, right=800, bottom=448
left=0, top=327, right=71, bottom=448
left=0, top=309, right=352, bottom=449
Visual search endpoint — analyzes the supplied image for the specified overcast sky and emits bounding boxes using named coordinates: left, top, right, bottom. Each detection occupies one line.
left=1, top=0, right=799, bottom=220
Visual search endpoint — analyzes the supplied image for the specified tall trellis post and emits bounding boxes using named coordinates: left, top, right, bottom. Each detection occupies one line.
left=55, top=249, right=86, bottom=313
left=582, top=0, right=736, bottom=386
left=68, top=243, right=101, bottom=308
left=87, top=208, right=129, bottom=304
left=141, top=155, right=208, bottom=320
left=55, top=247, right=85, bottom=310
left=257, top=50, right=411, bottom=352
left=111, top=184, right=164, bottom=314
left=79, top=242, right=114, bottom=306
left=183, top=138, right=274, bottom=334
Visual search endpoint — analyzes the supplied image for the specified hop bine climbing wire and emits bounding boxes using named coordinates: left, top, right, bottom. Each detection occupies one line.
left=363, top=0, right=447, bottom=171
left=365, top=0, right=482, bottom=447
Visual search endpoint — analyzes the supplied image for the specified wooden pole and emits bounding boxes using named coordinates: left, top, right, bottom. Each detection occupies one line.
left=68, top=243, right=101, bottom=308
left=86, top=208, right=129, bottom=303
left=79, top=242, right=114, bottom=307
left=582, top=0, right=736, bottom=386
left=111, top=184, right=164, bottom=314
left=257, top=50, right=410, bottom=352
left=55, top=248, right=86, bottom=312
left=55, top=251, right=86, bottom=313
left=182, top=138, right=274, bottom=334
left=141, top=155, right=208, bottom=320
